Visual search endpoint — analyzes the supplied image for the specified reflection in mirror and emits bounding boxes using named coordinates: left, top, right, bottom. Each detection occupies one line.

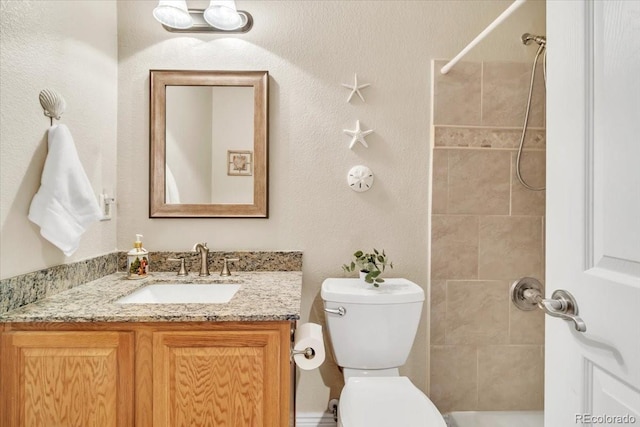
left=150, top=70, right=268, bottom=218
left=165, top=86, right=254, bottom=204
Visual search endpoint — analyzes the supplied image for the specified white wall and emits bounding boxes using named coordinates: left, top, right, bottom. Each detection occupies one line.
left=0, top=0, right=118, bottom=279
left=117, top=0, right=545, bottom=413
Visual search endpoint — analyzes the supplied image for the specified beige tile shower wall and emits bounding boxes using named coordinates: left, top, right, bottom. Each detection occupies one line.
left=429, top=60, right=546, bottom=413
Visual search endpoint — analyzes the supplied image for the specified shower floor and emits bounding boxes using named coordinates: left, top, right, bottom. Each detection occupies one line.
left=446, top=411, right=544, bottom=427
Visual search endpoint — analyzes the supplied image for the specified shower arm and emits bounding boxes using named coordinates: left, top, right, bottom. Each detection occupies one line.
left=522, top=33, right=547, bottom=46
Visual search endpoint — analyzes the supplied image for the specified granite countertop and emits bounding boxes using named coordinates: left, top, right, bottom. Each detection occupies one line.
left=0, top=271, right=302, bottom=323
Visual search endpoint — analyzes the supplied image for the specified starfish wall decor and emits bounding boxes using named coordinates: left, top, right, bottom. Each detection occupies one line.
left=343, top=120, right=374, bottom=150
left=341, top=73, right=370, bottom=103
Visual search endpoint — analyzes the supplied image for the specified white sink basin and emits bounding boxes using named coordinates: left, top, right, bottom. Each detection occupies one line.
left=116, top=283, right=241, bottom=304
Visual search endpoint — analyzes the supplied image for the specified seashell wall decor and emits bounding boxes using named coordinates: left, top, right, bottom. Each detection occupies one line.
left=38, top=88, right=66, bottom=124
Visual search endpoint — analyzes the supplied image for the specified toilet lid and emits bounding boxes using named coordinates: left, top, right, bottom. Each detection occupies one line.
left=339, top=377, right=446, bottom=427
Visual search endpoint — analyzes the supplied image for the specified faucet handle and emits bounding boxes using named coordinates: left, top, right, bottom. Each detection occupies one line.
left=220, top=258, right=240, bottom=277
left=167, top=258, right=188, bottom=276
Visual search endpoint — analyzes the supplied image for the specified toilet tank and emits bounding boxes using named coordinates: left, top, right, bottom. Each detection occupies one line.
left=321, top=278, right=425, bottom=370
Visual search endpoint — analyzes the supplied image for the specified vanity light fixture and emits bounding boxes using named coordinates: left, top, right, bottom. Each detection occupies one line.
left=153, top=0, right=253, bottom=33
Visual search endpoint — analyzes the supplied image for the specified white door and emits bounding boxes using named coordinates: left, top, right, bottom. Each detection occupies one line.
left=546, top=1, right=640, bottom=426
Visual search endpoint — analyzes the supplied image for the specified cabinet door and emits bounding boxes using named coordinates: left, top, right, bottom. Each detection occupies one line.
left=1, top=331, right=134, bottom=427
left=153, top=329, right=286, bottom=427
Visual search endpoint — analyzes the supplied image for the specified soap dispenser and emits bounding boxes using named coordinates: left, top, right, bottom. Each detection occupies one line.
left=126, top=234, right=149, bottom=279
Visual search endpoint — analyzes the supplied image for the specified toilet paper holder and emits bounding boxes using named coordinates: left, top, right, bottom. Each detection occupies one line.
left=291, top=347, right=316, bottom=360
left=290, top=323, right=325, bottom=369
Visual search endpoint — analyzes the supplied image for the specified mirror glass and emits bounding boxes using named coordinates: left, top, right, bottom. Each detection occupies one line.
left=165, top=86, right=254, bottom=205
left=150, top=70, right=268, bottom=217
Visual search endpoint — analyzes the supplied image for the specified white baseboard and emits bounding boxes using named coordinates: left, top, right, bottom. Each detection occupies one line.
left=296, top=411, right=336, bottom=426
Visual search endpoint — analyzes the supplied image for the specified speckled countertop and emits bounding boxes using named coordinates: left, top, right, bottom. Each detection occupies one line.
left=0, top=271, right=302, bottom=323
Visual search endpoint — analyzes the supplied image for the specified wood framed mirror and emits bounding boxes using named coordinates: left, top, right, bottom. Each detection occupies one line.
left=150, top=70, right=268, bottom=218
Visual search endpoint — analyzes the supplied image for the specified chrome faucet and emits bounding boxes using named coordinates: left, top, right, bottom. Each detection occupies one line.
left=193, top=242, right=210, bottom=276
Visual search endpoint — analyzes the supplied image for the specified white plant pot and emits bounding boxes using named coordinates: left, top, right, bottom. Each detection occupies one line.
left=359, top=271, right=369, bottom=284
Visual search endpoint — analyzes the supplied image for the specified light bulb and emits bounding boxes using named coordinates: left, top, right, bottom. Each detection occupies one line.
left=153, top=0, right=193, bottom=29
left=203, top=0, right=243, bottom=30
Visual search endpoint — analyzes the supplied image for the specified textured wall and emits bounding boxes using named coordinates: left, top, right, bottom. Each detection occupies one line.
left=430, top=59, right=546, bottom=412
left=117, top=0, right=545, bottom=413
left=0, top=0, right=118, bottom=279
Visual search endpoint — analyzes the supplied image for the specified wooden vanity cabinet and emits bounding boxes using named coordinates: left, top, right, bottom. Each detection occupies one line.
left=0, top=329, right=134, bottom=427
left=144, top=322, right=292, bottom=427
left=1, top=321, right=293, bottom=427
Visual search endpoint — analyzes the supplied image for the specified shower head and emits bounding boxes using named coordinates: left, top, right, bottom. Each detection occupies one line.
left=522, top=33, right=546, bottom=47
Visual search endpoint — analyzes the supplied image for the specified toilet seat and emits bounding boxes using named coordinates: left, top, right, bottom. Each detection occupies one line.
left=338, top=377, right=447, bottom=427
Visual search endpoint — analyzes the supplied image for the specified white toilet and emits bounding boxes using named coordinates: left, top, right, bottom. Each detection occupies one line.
left=321, top=278, right=446, bottom=427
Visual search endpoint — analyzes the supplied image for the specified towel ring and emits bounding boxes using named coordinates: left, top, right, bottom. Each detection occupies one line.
left=39, top=89, right=66, bottom=125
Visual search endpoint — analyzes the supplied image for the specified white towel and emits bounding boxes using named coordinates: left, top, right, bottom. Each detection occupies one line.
left=28, top=124, right=102, bottom=256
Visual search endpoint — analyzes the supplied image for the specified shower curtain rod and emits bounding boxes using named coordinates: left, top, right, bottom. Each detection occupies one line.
left=440, top=0, right=527, bottom=74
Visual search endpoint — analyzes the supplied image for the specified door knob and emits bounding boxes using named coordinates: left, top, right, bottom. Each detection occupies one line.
left=511, top=277, right=587, bottom=332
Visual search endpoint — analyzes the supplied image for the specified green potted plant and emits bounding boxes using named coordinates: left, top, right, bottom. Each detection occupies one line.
left=342, top=249, right=393, bottom=287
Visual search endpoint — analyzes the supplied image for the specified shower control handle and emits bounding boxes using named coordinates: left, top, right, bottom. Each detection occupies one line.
left=324, top=306, right=346, bottom=316
left=511, top=277, right=586, bottom=333
left=537, top=290, right=587, bottom=333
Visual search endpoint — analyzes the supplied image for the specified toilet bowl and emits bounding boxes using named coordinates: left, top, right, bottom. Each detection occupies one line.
left=321, top=278, right=447, bottom=427
left=338, top=377, right=446, bottom=427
